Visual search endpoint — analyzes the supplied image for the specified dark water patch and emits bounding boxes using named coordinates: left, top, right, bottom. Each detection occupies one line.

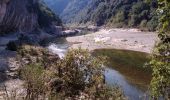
left=40, top=37, right=68, bottom=47
left=93, top=49, right=152, bottom=91
left=105, top=68, right=146, bottom=100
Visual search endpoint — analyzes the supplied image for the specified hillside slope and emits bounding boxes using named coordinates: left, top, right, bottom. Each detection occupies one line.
left=43, top=0, right=70, bottom=14
left=45, top=0, right=158, bottom=31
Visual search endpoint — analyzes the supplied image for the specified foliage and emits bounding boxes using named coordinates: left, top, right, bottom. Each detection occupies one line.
left=108, top=11, right=126, bottom=28
left=55, top=48, right=104, bottom=96
left=149, top=0, right=170, bottom=99
left=20, top=64, right=47, bottom=99
left=17, top=45, right=60, bottom=68
left=46, top=0, right=158, bottom=31
left=17, top=46, right=126, bottom=99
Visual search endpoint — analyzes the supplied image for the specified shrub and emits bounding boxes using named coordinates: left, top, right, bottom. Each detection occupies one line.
left=20, top=64, right=46, bottom=99
left=18, top=46, right=126, bottom=99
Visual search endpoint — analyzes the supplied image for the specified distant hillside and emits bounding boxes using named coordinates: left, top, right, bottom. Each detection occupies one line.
left=44, top=0, right=158, bottom=31
left=61, top=0, right=90, bottom=23
left=43, top=0, right=70, bottom=14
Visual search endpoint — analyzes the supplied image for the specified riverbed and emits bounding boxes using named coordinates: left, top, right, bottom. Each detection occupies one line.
left=67, top=28, right=157, bottom=53
left=0, top=28, right=156, bottom=99
left=47, top=37, right=152, bottom=100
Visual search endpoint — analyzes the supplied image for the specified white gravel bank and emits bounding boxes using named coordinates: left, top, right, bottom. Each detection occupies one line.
left=67, top=28, right=158, bottom=53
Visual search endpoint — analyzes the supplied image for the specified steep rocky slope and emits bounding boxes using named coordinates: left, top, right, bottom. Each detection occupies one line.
left=0, top=0, right=62, bottom=34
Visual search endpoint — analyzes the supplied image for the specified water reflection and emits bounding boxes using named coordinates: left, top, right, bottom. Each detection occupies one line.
left=105, top=68, right=144, bottom=100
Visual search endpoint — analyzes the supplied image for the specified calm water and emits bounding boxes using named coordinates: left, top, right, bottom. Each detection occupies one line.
left=46, top=38, right=150, bottom=100
left=105, top=68, right=146, bottom=100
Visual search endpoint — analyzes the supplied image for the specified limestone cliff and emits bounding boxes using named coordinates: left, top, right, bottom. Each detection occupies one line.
left=0, top=0, right=62, bottom=34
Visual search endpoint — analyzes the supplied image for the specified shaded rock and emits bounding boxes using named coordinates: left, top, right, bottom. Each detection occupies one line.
left=121, top=39, right=128, bottom=42
left=0, top=0, right=62, bottom=34
left=0, top=0, right=38, bottom=33
left=0, top=50, right=16, bottom=73
left=134, top=41, right=138, bottom=44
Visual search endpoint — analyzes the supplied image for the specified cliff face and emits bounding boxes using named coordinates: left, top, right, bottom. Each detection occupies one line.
left=0, top=0, right=62, bottom=34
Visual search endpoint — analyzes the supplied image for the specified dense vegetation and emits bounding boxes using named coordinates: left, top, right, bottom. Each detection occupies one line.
left=5, top=46, right=125, bottom=99
left=149, top=0, right=170, bottom=99
left=107, top=0, right=158, bottom=31
left=45, top=0, right=158, bottom=31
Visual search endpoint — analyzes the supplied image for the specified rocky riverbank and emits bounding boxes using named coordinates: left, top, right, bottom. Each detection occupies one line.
left=67, top=28, right=158, bottom=53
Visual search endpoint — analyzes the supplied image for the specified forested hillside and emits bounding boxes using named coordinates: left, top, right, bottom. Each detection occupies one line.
left=45, top=0, right=158, bottom=31
left=61, top=0, right=89, bottom=24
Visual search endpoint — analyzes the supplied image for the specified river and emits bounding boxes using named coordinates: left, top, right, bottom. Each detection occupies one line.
left=46, top=37, right=151, bottom=100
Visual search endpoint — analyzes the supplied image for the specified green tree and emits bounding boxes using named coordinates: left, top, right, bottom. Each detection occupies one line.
left=150, top=0, right=170, bottom=99
left=20, top=64, right=47, bottom=99
left=128, top=1, right=149, bottom=26
left=18, top=46, right=126, bottom=99
left=50, top=48, right=125, bottom=99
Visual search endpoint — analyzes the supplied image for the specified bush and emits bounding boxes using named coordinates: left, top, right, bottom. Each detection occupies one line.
left=20, top=64, right=47, bottom=99
left=17, top=46, right=126, bottom=99
left=55, top=48, right=105, bottom=97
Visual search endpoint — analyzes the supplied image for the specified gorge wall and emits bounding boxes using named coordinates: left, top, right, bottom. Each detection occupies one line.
left=0, top=0, right=62, bottom=34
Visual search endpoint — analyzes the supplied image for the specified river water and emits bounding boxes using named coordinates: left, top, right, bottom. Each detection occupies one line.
left=46, top=38, right=149, bottom=100
left=105, top=68, right=146, bottom=99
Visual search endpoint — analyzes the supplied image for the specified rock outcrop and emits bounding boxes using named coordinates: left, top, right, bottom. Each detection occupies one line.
left=0, top=0, right=62, bottom=34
